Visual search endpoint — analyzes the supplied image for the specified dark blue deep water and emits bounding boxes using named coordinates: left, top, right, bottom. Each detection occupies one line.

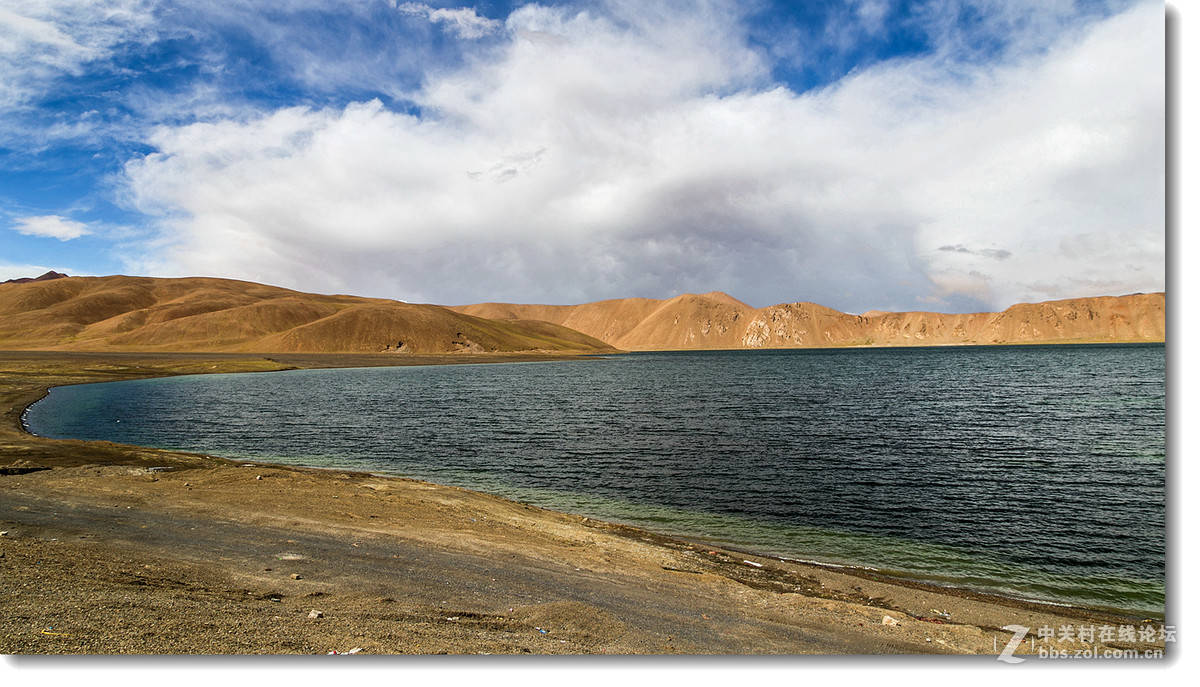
left=26, top=345, right=1166, bottom=616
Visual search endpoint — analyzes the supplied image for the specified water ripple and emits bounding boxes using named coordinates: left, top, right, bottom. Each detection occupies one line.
left=27, top=344, right=1165, bottom=615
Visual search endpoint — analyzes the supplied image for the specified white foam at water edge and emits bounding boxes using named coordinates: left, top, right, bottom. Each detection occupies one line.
left=779, top=556, right=877, bottom=570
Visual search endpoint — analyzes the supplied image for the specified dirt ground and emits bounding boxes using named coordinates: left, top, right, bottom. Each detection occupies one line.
left=0, top=351, right=1168, bottom=657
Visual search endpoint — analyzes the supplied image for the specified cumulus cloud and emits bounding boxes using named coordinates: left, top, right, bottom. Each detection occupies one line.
left=397, top=2, right=500, bottom=39
left=121, top=0, right=1164, bottom=312
left=13, top=215, right=94, bottom=241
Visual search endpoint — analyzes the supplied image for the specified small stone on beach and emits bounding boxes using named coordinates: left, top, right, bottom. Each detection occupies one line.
left=308, top=610, right=323, bottom=619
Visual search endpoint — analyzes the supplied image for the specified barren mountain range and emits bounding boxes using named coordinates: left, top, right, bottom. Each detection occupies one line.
left=0, top=274, right=1165, bottom=353
left=452, top=290, right=1165, bottom=350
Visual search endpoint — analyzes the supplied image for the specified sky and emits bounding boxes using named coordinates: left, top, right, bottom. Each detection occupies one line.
left=0, top=0, right=1166, bottom=313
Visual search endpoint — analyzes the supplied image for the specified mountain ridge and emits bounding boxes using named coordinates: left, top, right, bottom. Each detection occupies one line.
left=0, top=274, right=1164, bottom=353
left=0, top=275, right=616, bottom=354
left=450, top=291, right=1165, bottom=349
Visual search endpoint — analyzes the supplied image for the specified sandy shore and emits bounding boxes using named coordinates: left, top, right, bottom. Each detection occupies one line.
left=0, top=351, right=1168, bottom=656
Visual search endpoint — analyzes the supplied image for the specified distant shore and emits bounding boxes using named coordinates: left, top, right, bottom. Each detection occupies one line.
left=0, top=351, right=1168, bottom=655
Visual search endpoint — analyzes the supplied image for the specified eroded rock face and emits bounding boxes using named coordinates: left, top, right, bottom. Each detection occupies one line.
left=742, top=319, right=770, bottom=348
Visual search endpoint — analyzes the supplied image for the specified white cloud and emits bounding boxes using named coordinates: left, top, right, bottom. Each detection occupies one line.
left=396, top=3, right=500, bottom=39
left=854, top=0, right=891, bottom=35
left=0, top=0, right=156, bottom=110
left=13, top=214, right=94, bottom=240
left=121, top=0, right=1164, bottom=312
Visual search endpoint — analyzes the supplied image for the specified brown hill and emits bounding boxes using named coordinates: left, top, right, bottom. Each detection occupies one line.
left=451, top=292, right=1165, bottom=350
left=0, top=276, right=616, bottom=355
left=2, top=270, right=69, bottom=285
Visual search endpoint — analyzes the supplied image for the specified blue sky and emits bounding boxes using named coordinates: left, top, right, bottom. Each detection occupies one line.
left=0, top=0, right=1165, bottom=313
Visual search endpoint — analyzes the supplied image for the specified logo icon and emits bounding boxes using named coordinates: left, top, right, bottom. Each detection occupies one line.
left=997, top=624, right=1030, bottom=663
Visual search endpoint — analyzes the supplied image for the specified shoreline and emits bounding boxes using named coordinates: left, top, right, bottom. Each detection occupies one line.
left=0, top=350, right=1168, bottom=655
left=274, top=461, right=1160, bottom=624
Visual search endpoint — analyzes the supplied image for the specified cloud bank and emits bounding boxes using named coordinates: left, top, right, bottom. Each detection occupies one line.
left=116, top=0, right=1162, bottom=312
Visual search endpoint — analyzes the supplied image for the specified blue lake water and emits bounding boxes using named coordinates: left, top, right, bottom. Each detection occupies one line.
left=26, top=345, right=1166, bottom=616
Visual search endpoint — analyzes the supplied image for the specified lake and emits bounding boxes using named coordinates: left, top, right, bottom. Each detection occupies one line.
left=25, top=344, right=1166, bottom=616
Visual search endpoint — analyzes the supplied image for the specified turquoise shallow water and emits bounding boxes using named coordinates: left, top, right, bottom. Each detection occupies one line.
left=26, top=344, right=1166, bottom=616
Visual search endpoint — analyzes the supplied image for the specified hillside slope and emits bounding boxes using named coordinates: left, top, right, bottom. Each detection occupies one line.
left=0, top=276, right=616, bottom=354
left=2, top=275, right=1163, bottom=353
left=451, top=291, right=1165, bottom=350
